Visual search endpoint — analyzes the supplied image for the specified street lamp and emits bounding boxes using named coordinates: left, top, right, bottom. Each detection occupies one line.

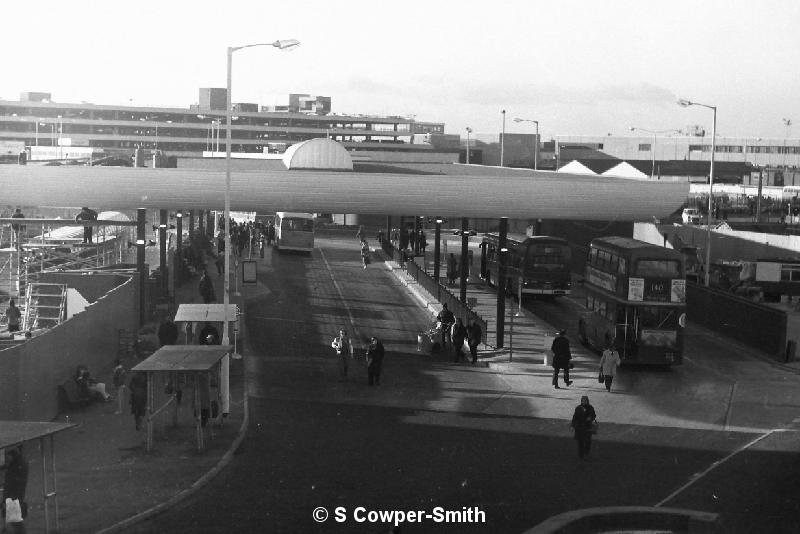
left=513, top=117, right=539, bottom=170
left=678, top=98, right=716, bottom=286
left=465, top=127, right=472, bottom=164
left=225, top=38, right=300, bottom=350
left=783, top=118, right=792, bottom=168
left=628, top=126, right=682, bottom=180
left=500, top=110, right=506, bottom=166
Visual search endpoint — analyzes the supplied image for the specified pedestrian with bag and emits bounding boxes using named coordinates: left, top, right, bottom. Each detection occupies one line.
left=451, top=318, right=467, bottom=362
left=599, top=342, right=621, bottom=392
left=571, top=395, right=597, bottom=460
left=331, top=329, right=353, bottom=381
left=1, top=446, right=28, bottom=533
left=112, top=359, right=127, bottom=415
left=366, top=336, right=385, bottom=386
left=551, top=329, right=573, bottom=389
left=467, top=319, right=482, bottom=364
left=4, top=300, right=21, bottom=333
left=360, top=239, right=371, bottom=269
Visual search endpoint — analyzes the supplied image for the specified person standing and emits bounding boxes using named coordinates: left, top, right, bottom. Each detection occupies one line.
left=199, top=271, right=216, bottom=304
left=366, top=336, right=385, bottom=386
left=331, top=329, right=353, bottom=380
left=451, top=318, right=467, bottom=362
left=571, top=395, right=597, bottom=460
left=1, top=446, right=29, bottom=533
left=446, top=253, right=458, bottom=286
left=5, top=299, right=21, bottom=333
left=467, top=319, right=482, bottom=364
left=551, top=329, right=573, bottom=389
left=10, top=208, right=25, bottom=249
left=267, top=221, right=275, bottom=246
left=436, top=303, right=455, bottom=350
left=75, top=207, right=98, bottom=244
left=599, top=343, right=622, bottom=392
left=158, top=320, right=179, bottom=347
left=112, top=359, right=127, bottom=415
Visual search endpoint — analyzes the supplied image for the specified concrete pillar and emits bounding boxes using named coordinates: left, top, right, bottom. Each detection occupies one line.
left=413, top=216, right=421, bottom=256
left=198, top=210, right=205, bottom=236
left=496, top=217, right=508, bottom=348
left=189, top=210, right=195, bottom=235
left=460, top=217, right=469, bottom=303
left=137, top=208, right=147, bottom=326
left=159, top=209, right=168, bottom=294
left=206, top=211, right=214, bottom=238
left=434, top=220, right=442, bottom=292
left=176, top=212, right=183, bottom=288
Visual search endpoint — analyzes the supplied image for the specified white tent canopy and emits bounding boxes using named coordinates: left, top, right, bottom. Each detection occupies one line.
left=557, top=160, right=596, bottom=175
left=602, top=161, right=649, bottom=180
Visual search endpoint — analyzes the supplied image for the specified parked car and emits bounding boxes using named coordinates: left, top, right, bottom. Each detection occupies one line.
left=682, top=208, right=701, bottom=224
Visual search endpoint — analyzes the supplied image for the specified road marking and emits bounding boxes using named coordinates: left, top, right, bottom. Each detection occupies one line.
left=319, top=248, right=365, bottom=351
left=654, top=429, right=777, bottom=508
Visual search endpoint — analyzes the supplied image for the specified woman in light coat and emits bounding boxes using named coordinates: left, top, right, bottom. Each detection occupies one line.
left=599, top=343, right=621, bottom=392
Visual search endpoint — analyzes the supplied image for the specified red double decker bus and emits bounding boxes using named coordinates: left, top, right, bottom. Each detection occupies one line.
left=578, top=236, right=686, bottom=365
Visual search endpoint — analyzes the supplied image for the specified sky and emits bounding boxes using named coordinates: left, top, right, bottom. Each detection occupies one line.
left=2, top=0, right=799, bottom=141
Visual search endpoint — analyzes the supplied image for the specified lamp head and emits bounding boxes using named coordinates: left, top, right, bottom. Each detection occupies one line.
left=629, top=126, right=636, bottom=131
left=465, top=127, right=472, bottom=133
left=677, top=99, right=692, bottom=107
left=272, top=39, right=300, bottom=50
left=513, top=118, right=523, bottom=123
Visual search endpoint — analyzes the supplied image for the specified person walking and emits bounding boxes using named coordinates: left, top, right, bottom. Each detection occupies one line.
left=112, top=359, right=127, bottom=415
left=1, top=446, right=29, bottom=533
left=199, top=270, right=216, bottom=304
left=360, top=239, right=371, bottom=269
left=331, top=329, right=353, bottom=381
left=599, top=343, right=621, bottom=392
left=10, top=208, right=25, bottom=249
left=451, top=318, right=467, bottom=363
left=75, top=206, right=98, bottom=244
left=467, top=319, right=482, bottom=364
left=551, top=329, right=573, bottom=389
left=129, top=372, right=147, bottom=431
left=436, top=303, right=455, bottom=351
left=5, top=299, right=21, bottom=333
left=571, top=395, right=597, bottom=460
left=446, top=253, right=458, bottom=286
left=366, top=336, right=385, bottom=386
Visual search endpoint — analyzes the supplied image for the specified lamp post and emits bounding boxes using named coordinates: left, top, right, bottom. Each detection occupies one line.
left=465, top=127, right=472, bottom=164
left=225, top=39, right=300, bottom=350
left=513, top=117, right=539, bottom=170
left=500, top=110, right=506, bottom=166
left=628, top=126, right=681, bottom=180
left=678, top=98, right=716, bottom=286
left=783, top=118, right=792, bottom=168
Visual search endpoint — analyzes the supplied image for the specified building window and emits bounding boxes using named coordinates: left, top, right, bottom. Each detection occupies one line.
left=638, top=143, right=652, bottom=152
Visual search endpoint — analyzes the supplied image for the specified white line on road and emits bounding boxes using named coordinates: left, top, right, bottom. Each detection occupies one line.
left=319, top=248, right=365, bottom=351
left=654, top=429, right=777, bottom=508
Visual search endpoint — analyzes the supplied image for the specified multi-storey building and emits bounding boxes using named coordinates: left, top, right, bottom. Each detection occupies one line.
left=0, top=90, right=453, bottom=163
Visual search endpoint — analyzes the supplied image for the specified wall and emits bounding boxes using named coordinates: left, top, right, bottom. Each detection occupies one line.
left=0, top=276, right=138, bottom=421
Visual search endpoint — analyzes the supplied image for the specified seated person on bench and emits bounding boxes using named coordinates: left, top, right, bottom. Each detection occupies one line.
left=75, top=365, right=112, bottom=402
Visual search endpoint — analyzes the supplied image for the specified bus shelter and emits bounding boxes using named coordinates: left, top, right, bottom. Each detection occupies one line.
left=131, top=345, right=232, bottom=453
left=173, top=303, right=240, bottom=416
left=0, top=421, right=75, bottom=533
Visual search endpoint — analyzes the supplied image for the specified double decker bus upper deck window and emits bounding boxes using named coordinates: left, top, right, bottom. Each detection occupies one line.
left=634, top=259, right=681, bottom=278
left=637, top=306, right=678, bottom=328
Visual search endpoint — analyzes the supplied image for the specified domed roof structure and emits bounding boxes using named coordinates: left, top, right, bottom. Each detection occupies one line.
left=281, top=138, right=353, bottom=171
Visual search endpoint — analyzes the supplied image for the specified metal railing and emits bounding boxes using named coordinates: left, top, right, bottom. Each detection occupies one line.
left=403, top=255, right=487, bottom=341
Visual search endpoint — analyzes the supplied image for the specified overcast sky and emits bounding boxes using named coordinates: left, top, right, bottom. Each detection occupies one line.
left=3, top=0, right=798, bottom=140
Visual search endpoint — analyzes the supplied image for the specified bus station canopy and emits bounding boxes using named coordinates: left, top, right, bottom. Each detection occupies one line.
left=0, top=421, right=74, bottom=450
left=131, top=345, right=233, bottom=373
left=173, top=304, right=239, bottom=324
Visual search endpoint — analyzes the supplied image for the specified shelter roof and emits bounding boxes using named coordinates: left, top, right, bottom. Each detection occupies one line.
left=0, top=421, right=74, bottom=450
left=558, top=160, right=597, bottom=175
left=132, top=345, right=232, bottom=372
left=174, top=304, right=239, bottom=323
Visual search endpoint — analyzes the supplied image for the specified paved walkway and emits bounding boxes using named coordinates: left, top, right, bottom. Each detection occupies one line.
left=8, top=263, right=247, bottom=534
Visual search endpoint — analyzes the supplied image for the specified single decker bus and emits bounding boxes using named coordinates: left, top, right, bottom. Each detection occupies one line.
left=481, top=233, right=572, bottom=300
left=578, top=236, right=686, bottom=365
left=274, top=212, right=315, bottom=253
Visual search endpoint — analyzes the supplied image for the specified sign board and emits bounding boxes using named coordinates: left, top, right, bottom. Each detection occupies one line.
left=241, top=260, right=257, bottom=285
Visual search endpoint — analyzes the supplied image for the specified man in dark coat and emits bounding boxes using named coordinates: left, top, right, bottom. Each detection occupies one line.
left=451, top=318, right=467, bottom=362
left=199, top=271, right=216, bottom=303
left=75, top=207, right=98, bottom=244
left=157, top=320, right=179, bottom=346
left=436, top=303, right=455, bottom=350
left=551, top=329, right=573, bottom=389
left=467, top=320, right=482, bottom=364
left=366, top=336, right=385, bottom=386
left=2, top=446, right=29, bottom=527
